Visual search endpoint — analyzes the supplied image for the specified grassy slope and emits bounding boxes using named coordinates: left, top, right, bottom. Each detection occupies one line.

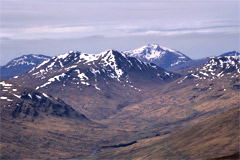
left=0, top=116, right=134, bottom=159
left=167, top=106, right=240, bottom=159
left=95, top=106, right=239, bottom=160
left=100, top=74, right=239, bottom=141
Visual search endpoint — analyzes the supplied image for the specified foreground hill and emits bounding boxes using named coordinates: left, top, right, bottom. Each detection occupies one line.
left=123, top=44, right=191, bottom=70
left=0, top=54, right=51, bottom=79
left=166, top=106, right=239, bottom=159
left=0, top=79, right=86, bottom=120
left=0, top=79, right=133, bottom=159
left=12, top=50, right=180, bottom=120
left=95, top=106, right=239, bottom=159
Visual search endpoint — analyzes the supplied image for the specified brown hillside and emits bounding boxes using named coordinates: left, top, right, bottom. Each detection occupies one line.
left=95, top=106, right=239, bottom=160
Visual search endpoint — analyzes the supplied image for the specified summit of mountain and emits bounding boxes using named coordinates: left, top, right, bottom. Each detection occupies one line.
left=123, top=44, right=192, bottom=70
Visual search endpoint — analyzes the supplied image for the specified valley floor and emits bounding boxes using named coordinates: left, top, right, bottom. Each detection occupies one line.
left=1, top=106, right=239, bottom=160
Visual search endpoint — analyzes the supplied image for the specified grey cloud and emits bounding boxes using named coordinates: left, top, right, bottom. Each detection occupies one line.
left=1, top=31, right=239, bottom=65
left=0, top=0, right=239, bottom=65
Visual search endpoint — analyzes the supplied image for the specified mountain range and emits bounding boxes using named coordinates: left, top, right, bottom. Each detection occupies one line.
left=0, top=54, right=51, bottom=79
left=123, top=44, right=239, bottom=71
left=1, top=45, right=239, bottom=79
left=12, top=50, right=179, bottom=120
left=171, top=50, right=240, bottom=72
left=1, top=45, right=239, bottom=159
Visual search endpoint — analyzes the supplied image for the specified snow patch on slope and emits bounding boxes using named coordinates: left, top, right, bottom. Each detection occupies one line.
left=36, top=73, right=66, bottom=89
left=178, top=56, right=240, bottom=83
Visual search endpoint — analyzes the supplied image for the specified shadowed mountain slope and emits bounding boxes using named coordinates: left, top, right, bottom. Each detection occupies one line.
left=0, top=79, right=86, bottom=120
left=0, top=54, right=51, bottom=79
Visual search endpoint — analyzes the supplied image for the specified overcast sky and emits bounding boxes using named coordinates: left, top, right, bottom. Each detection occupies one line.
left=0, top=0, right=239, bottom=65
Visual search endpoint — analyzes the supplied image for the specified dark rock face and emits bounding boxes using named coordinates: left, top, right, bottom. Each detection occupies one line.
left=0, top=79, right=87, bottom=120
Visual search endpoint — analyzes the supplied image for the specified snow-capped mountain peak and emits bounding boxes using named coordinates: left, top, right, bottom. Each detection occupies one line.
left=124, top=44, right=185, bottom=60
left=97, top=50, right=125, bottom=79
left=123, top=44, right=191, bottom=70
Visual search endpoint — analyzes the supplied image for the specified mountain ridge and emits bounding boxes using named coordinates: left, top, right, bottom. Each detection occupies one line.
left=0, top=54, right=51, bottom=79
left=170, top=51, right=240, bottom=72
